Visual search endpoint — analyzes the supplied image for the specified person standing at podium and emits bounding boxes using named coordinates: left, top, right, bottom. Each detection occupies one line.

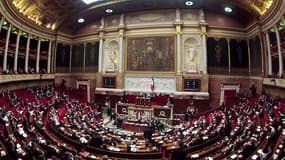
left=119, top=91, right=128, bottom=103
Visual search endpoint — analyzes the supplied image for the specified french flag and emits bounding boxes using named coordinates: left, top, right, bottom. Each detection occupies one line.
left=150, top=77, right=155, bottom=91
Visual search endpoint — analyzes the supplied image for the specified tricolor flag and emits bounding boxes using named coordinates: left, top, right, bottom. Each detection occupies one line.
left=150, top=77, right=155, bottom=91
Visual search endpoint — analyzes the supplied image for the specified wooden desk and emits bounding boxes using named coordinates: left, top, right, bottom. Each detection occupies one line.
left=128, top=106, right=153, bottom=121
left=116, top=103, right=173, bottom=120
left=136, top=97, right=151, bottom=106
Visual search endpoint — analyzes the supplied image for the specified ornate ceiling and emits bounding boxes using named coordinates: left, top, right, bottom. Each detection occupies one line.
left=5, top=0, right=274, bottom=34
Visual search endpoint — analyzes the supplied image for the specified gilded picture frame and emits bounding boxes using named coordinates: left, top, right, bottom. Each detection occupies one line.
left=125, top=35, right=176, bottom=73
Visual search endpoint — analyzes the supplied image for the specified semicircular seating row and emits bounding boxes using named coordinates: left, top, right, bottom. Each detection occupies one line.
left=0, top=86, right=284, bottom=160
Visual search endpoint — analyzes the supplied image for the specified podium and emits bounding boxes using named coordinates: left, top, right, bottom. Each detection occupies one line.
left=116, top=103, right=173, bottom=121
left=136, top=97, right=151, bottom=106
left=128, top=106, right=153, bottom=122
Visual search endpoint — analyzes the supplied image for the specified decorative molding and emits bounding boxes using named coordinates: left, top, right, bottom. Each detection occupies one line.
left=124, top=28, right=176, bottom=37
left=174, top=91, right=209, bottom=99
left=209, top=74, right=263, bottom=80
left=246, top=23, right=261, bottom=39
left=72, top=35, right=100, bottom=43
left=95, top=87, right=209, bottom=99
left=207, top=28, right=247, bottom=39
left=125, top=10, right=175, bottom=25
left=105, top=15, right=120, bottom=27
left=181, top=9, right=200, bottom=22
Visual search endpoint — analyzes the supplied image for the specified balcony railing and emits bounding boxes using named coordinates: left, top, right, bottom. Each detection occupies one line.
left=0, top=73, right=54, bottom=84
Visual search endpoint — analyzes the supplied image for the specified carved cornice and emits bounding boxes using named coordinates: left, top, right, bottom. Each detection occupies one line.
left=207, top=27, right=247, bottom=39
left=246, top=23, right=262, bottom=39
left=72, top=36, right=99, bottom=43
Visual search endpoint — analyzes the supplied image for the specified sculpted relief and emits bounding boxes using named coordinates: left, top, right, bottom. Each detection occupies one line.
left=103, top=39, right=119, bottom=72
left=183, top=37, right=201, bottom=73
left=125, top=10, right=175, bottom=25
left=105, top=15, right=120, bottom=27
left=181, top=9, right=199, bottom=22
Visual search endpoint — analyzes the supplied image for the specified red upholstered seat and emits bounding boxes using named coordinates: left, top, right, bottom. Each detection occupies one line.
left=127, top=95, right=136, bottom=103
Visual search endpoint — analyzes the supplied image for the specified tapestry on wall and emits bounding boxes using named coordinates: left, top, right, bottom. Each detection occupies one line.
left=56, top=43, right=70, bottom=72
left=230, top=39, right=248, bottom=68
left=71, top=44, right=84, bottom=72
left=126, top=36, right=175, bottom=72
left=249, top=36, right=262, bottom=76
left=85, top=42, right=99, bottom=72
left=207, top=37, right=228, bottom=74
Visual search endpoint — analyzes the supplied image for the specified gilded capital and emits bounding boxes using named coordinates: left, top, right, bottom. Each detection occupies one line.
left=99, top=32, right=104, bottom=40
left=119, top=29, right=124, bottom=38
left=176, top=31, right=182, bottom=35
left=201, top=32, right=207, bottom=36
left=176, top=25, right=182, bottom=35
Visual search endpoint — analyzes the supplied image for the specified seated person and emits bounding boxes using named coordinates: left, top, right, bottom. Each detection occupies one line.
left=165, top=97, right=173, bottom=107
left=171, top=143, right=186, bottom=160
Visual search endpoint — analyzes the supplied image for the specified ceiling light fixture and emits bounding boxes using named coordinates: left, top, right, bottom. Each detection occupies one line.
left=105, top=9, right=113, bottom=13
left=185, top=1, right=194, bottom=6
left=224, top=7, right=232, bottom=13
left=81, top=0, right=101, bottom=5
left=77, top=18, right=85, bottom=23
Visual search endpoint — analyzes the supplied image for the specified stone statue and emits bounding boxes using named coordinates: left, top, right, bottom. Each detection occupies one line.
left=186, top=47, right=197, bottom=72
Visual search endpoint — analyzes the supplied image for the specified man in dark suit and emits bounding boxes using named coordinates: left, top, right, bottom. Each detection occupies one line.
left=90, top=134, right=103, bottom=147
left=171, top=143, right=186, bottom=160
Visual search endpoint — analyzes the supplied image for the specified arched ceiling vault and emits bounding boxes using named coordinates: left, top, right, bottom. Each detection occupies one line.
left=4, top=0, right=275, bottom=34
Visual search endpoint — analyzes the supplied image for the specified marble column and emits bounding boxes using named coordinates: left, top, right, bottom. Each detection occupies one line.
left=118, top=14, right=124, bottom=72
left=3, top=24, right=11, bottom=71
left=98, top=36, right=104, bottom=73
left=47, top=40, right=52, bottom=73
left=119, top=30, right=124, bottom=72
left=275, top=25, right=283, bottom=76
left=201, top=33, right=207, bottom=74
left=25, top=35, right=30, bottom=73
left=265, top=31, right=272, bottom=75
left=227, top=38, right=231, bottom=74
left=14, top=30, right=21, bottom=72
left=98, top=17, right=104, bottom=73
left=0, top=17, right=4, bottom=33
left=36, top=39, right=41, bottom=73
left=247, top=39, right=251, bottom=75
left=69, top=45, right=72, bottom=73
left=175, top=9, right=182, bottom=73
left=83, top=43, right=86, bottom=72
left=176, top=32, right=182, bottom=73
